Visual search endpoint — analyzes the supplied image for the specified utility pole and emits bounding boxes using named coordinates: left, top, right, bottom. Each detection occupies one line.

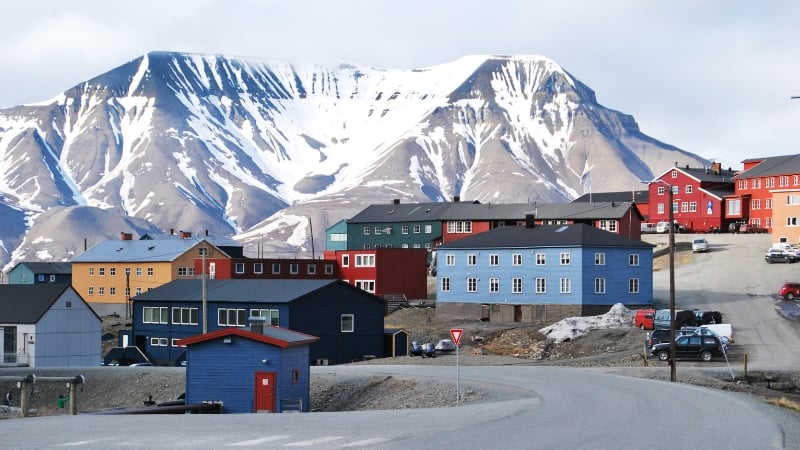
left=202, top=246, right=207, bottom=334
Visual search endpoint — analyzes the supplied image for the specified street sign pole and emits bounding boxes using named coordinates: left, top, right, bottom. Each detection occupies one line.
left=450, top=328, right=463, bottom=406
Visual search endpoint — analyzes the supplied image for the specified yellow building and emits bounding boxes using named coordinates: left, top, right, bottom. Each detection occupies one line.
left=770, top=188, right=800, bottom=244
left=72, top=232, right=237, bottom=316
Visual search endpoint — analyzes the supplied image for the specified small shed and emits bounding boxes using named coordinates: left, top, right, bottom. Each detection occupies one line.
left=178, top=320, right=318, bottom=414
left=383, top=328, right=411, bottom=357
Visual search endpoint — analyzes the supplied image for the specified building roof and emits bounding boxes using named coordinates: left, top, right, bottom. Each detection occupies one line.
left=734, top=154, right=800, bottom=179
left=133, top=278, right=359, bottom=304
left=437, top=203, right=536, bottom=220
left=140, top=233, right=242, bottom=248
left=178, top=326, right=318, bottom=348
left=73, top=238, right=222, bottom=263
left=529, top=202, right=642, bottom=221
left=572, top=191, right=648, bottom=204
left=9, top=261, right=72, bottom=274
left=0, top=284, right=83, bottom=323
left=436, top=223, right=655, bottom=250
left=348, top=201, right=478, bottom=223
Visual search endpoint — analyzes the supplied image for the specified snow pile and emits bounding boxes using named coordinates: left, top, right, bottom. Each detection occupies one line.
left=538, top=303, right=634, bottom=343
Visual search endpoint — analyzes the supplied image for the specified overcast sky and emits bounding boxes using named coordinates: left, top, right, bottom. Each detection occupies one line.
left=1, top=0, right=798, bottom=169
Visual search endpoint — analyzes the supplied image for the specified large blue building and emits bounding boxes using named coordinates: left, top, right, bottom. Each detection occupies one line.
left=435, top=223, right=654, bottom=322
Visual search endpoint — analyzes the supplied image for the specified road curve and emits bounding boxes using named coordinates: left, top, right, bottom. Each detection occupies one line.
left=2, top=364, right=798, bottom=449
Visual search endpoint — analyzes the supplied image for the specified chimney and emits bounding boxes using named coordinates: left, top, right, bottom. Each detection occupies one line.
left=525, top=213, right=536, bottom=228
left=249, top=315, right=267, bottom=335
left=169, top=228, right=174, bottom=236
left=120, top=232, right=133, bottom=241
left=205, top=229, right=209, bottom=236
left=180, top=231, right=192, bottom=239
left=453, top=196, right=461, bottom=203
left=711, top=162, right=721, bottom=174
left=392, top=199, right=400, bottom=205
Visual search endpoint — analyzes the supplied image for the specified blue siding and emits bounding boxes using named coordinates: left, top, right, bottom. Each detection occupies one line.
left=34, top=289, right=101, bottom=367
left=8, top=266, right=35, bottom=284
left=185, top=337, right=310, bottom=413
left=436, top=246, right=653, bottom=307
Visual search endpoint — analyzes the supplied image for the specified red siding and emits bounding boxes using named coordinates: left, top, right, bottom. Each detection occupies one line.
left=649, top=170, right=726, bottom=233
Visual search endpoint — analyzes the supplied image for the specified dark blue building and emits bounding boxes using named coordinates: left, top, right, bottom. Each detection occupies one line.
left=179, top=323, right=317, bottom=413
left=131, top=279, right=386, bottom=366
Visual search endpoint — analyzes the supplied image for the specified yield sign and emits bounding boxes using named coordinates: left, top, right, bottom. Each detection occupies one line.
left=450, top=328, right=464, bottom=346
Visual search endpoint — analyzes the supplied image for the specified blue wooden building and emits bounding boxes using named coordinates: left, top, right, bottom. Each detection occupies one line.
left=131, top=279, right=386, bottom=366
left=178, top=322, right=318, bottom=413
left=7, top=262, right=72, bottom=285
left=435, top=223, right=654, bottom=322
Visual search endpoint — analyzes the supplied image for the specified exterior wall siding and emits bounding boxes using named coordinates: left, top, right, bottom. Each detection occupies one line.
left=33, top=289, right=101, bottom=367
left=649, top=169, right=727, bottom=233
left=770, top=189, right=800, bottom=242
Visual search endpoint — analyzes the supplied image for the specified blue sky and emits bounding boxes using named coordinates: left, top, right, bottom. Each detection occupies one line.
left=1, top=0, right=798, bottom=169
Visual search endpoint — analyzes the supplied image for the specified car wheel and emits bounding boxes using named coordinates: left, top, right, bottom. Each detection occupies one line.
left=788, top=293, right=796, bottom=301
left=657, top=350, right=670, bottom=361
left=787, top=257, right=792, bottom=263
left=700, top=350, right=713, bottom=362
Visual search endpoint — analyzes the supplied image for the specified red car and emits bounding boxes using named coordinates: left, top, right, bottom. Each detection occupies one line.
left=779, top=282, right=800, bottom=300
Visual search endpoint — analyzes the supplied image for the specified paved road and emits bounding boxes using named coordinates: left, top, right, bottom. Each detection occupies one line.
left=647, top=232, right=800, bottom=369
left=4, top=233, right=800, bottom=449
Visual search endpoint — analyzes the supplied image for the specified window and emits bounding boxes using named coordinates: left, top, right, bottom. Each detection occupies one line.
left=788, top=195, right=800, bottom=206
left=272, top=263, right=281, bottom=274
left=727, top=198, right=741, bottom=215
left=441, top=277, right=451, bottom=292
left=489, top=254, right=499, bottom=266
left=594, top=253, right=605, bottom=265
left=629, top=278, right=640, bottom=293
left=341, top=255, right=350, bottom=267
left=125, top=267, right=131, bottom=276
left=685, top=185, right=693, bottom=193
left=446, top=254, right=456, bottom=266
left=766, top=198, right=773, bottom=209
left=594, top=278, right=606, bottom=294
left=560, top=277, right=571, bottom=294
left=787, top=217, right=798, bottom=226
left=143, top=307, right=168, bottom=324
left=560, top=253, right=571, bottom=265
left=657, top=203, right=665, bottom=214
left=374, top=226, right=382, bottom=235
left=150, top=337, right=168, bottom=347
left=109, top=267, right=116, bottom=276
left=235, top=263, right=245, bottom=274
left=147, top=267, right=154, bottom=276
left=489, top=277, right=499, bottom=293
left=413, top=225, right=421, bottom=234
left=125, top=287, right=130, bottom=298
left=136, top=267, right=142, bottom=277
left=672, top=202, right=678, bottom=213
left=289, top=263, right=299, bottom=274
left=363, top=226, right=371, bottom=235
left=178, top=267, right=189, bottom=276
left=341, top=314, right=354, bottom=332
left=671, top=185, right=678, bottom=194
left=292, top=369, right=300, bottom=385
left=330, top=233, right=347, bottom=242
left=512, top=278, right=523, bottom=293
left=99, top=267, right=105, bottom=276
left=629, top=254, right=640, bottom=266
left=681, top=202, right=689, bottom=212
left=87, top=286, right=94, bottom=296
left=171, top=339, right=181, bottom=347
left=355, top=254, right=375, bottom=267
left=253, top=263, right=263, bottom=274
left=657, top=186, right=665, bottom=196
left=690, top=201, right=697, bottom=212
left=135, top=287, right=142, bottom=295
left=251, top=308, right=280, bottom=326
left=401, top=225, right=409, bottom=234
left=467, top=278, right=478, bottom=292
left=447, top=221, right=473, bottom=233
left=751, top=199, right=761, bottom=210
left=307, top=264, right=316, bottom=275
left=355, top=280, right=375, bottom=292
left=88, top=267, right=95, bottom=276
left=467, top=254, right=477, bottom=266
left=535, top=277, right=546, bottom=294
left=512, top=253, right=522, bottom=266
left=536, top=253, right=546, bottom=265
left=98, top=287, right=105, bottom=296
left=218, top=308, right=246, bottom=327
left=109, top=287, right=116, bottom=296
left=425, top=224, right=432, bottom=233
left=671, top=170, right=677, bottom=178
left=324, top=264, right=334, bottom=274
left=172, top=307, right=199, bottom=325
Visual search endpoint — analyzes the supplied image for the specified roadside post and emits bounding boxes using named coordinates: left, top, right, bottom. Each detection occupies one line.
left=450, top=328, right=463, bottom=406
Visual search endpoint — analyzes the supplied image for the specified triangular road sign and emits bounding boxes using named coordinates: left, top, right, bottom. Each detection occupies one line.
left=450, top=328, right=464, bottom=346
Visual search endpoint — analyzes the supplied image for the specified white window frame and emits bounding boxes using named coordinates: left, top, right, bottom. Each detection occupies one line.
left=535, top=277, right=546, bottom=294
left=594, top=278, right=606, bottom=294
left=594, top=253, right=605, bottom=265
left=489, top=277, right=499, bottom=293
left=341, top=314, right=354, bottom=333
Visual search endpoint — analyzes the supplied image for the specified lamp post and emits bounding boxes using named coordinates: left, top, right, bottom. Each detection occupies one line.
left=644, top=179, right=677, bottom=382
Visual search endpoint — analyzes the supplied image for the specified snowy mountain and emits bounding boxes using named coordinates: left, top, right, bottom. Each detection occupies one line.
left=0, top=52, right=706, bottom=271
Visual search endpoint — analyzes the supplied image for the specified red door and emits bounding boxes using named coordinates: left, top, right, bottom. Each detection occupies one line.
left=254, top=372, right=276, bottom=413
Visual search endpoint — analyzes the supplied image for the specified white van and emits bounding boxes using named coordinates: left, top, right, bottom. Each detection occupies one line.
left=656, top=221, right=671, bottom=233
left=641, top=223, right=657, bottom=234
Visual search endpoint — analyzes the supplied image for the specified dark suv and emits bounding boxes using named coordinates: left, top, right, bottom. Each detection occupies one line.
left=650, top=335, right=725, bottom=362
left=647, top=328, right=700, bottom=347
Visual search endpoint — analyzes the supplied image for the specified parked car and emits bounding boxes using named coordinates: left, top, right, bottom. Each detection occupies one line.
left=764, top=248, right=799, bottom=264
left=692, top=237, right=709, bottom=253
left=650, top=335, right=726, bottom=362
left=739, top=223, right=767, bottom=233
left=656, top=221, right=672, bottom=233
left=634, top=309, right=655, bottom=330
left=654, top=309, right=697, bottom=330
left=647, top=328, right=705, bottom=347
left=693, top=309, right=722, bottom=325
left=778, top=282, right=800, bottom=300
left=434, top=339, right=457, bottom=353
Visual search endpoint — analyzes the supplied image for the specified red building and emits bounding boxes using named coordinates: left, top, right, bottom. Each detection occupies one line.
left=728, top=154, right=800, bottom=232
left=647, top=162, right=735, bottom=233
left=323, top=248, right=428, bottom=301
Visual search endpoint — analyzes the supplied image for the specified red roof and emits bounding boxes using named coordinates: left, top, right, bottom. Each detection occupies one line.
left=177, top=326, right=318, bottom=348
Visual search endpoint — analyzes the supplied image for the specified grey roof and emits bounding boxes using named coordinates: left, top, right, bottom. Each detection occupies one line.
left=528, top=202, right=642, bottom=221
left=657, top=165, right=737, bottom=183
left=348, top=201, right=477, bottom=223
left=140, top=233, right=242, bottom=248
left=436, top=223, right=655, bottom=250
left=437, top=203, right=536, bottom=220
left=704, top=185, right=735, bottom=200
left=572, top=191, right=648, bottom=204
left=133, top=278, right=343, bottom=303
left=0, top=284, right=72, bottom=323
left=73, top=238, right=221, bottom=263
left=734, top=154, right=800, bottom=179
left=10, top=262, right=72, bottom=274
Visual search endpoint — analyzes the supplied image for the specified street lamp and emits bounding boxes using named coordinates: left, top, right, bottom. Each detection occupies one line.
left=644, top=179, right=677, bottom=382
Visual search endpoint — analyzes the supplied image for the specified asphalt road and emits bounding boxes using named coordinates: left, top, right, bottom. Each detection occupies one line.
left=3, top=232, right=800, bottom=449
